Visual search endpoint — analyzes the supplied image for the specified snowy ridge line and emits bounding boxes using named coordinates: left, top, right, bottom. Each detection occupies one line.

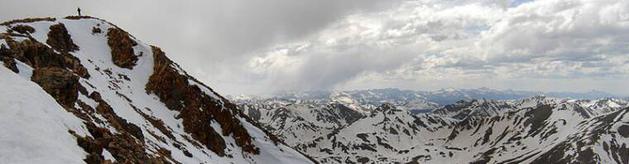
left=0, top=16, right=314, bottom=164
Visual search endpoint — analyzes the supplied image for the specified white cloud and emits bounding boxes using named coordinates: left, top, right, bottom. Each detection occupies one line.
left=245, top=0, right=629, bottom=95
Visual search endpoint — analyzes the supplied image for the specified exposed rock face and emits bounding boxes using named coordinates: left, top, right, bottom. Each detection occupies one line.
left=620, top=125, right=629, bottom=138
left=10, top=25, right=35, bottom=34
left=0, top=45, right=18, bottom=73
left=146, top=46, right=258, bottom=156
left=2, top=35, right=89, bottom=78
left=0, top=17, right=313, bottom=164
left=31, top=67, right=79, bottom=107
left=1, top=22, right=164, bottom=163
left=106, top=28, right=138, bottom=69
left=1, top=33, right=86, bottom=107
left=92, top=27, right=102, bottom=34
left=72, top=122, right=169, bottom=164
left=5, top=38, right=66, bottom=68
left=47, top=23, right=79, bottom=53
left=71, top=92, right=169, bottom=164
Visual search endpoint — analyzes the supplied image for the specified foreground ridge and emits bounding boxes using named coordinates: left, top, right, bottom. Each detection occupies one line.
left=0, top=17, right=313, bottom=163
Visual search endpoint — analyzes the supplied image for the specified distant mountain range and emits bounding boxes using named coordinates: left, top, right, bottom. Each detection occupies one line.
left=233, top=91, right=629, bottom=163
left=231, top=88, right=623, bottom=113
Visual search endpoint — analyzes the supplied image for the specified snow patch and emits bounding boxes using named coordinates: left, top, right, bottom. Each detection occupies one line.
left=14, top=60, right=33, bottom=80
left=102, top=149, right=116, bottom=162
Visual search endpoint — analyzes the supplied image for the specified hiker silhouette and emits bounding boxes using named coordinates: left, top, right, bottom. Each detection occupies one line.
left=77, top=8, right=82, bottom=16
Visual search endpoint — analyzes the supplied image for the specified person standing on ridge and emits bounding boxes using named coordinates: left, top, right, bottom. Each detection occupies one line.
left=77, top=7, right=82, bottom=16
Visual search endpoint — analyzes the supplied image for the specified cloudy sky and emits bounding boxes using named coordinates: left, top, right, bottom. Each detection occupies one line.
left=2, top=0, right=629, bottom=96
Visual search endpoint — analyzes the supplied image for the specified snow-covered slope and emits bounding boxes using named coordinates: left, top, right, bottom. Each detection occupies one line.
left=0, top=65, right=87, bottom=163
left=297, top=104, right=454, bottom=163
left=0, top=17, right=313, bottom=164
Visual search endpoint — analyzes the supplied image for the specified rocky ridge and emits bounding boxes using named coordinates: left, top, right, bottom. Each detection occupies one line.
left=0, top=16, right=313, bottom=164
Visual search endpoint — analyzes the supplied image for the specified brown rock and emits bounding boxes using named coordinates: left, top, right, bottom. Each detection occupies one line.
left=6, top=39, right=65, bottom=69
left=146, top=46, right=259, bottom=156
left=5, top=37, right=89, bottom=78
left=0, top=17, right=56, bottom=26
left=92, top=27, right=102, bottom=34
left=1, top=57, right=19, bottom=73
left=47, top=23, right=79, bottom=53
left=0, top=45, right=19, bottom=73
left=106, top=28, right=137, bottom=69
left=73, top=123, right=168, bottom=164
left=61, top=53, right=90, bottom=78
left=31, top=67, right=79, bottom=107
left=134, top=106, right=176, bottom=140
left=2, top=22, right=173, bottom=163
left=71, top=98, right=171, bottom=164
left=10, top=25, right=35, bottom=34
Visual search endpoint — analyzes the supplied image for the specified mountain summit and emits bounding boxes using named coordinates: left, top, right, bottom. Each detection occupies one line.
left=0, top=16, right=313, bottom=163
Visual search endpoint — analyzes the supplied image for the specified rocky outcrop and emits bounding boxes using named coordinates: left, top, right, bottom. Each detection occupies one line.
left=10, top=25, right=35, bottom=34
left=47, top=23, right=79, bottom=53
left=0, top=17, right=56, bottom=26
left=106, top=28, right=138, bottom=69
left=1, top=30, right=161, bottom=163
left=0, top=17, right=314, bottom=164
left=1, top=36, right=89, bottom=78
left=146, top=46, right=258, bottom=156
left=69, top=91, right=170, bottom=164
left=0, top=45, right=18, bottom=73
left=0, top=34, right=88, bottom=107
left=71, top=123, right=169, bottom=164
left=4, top=38, right=65, bottom=68
left=31, top=67, right=79, bottom=107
